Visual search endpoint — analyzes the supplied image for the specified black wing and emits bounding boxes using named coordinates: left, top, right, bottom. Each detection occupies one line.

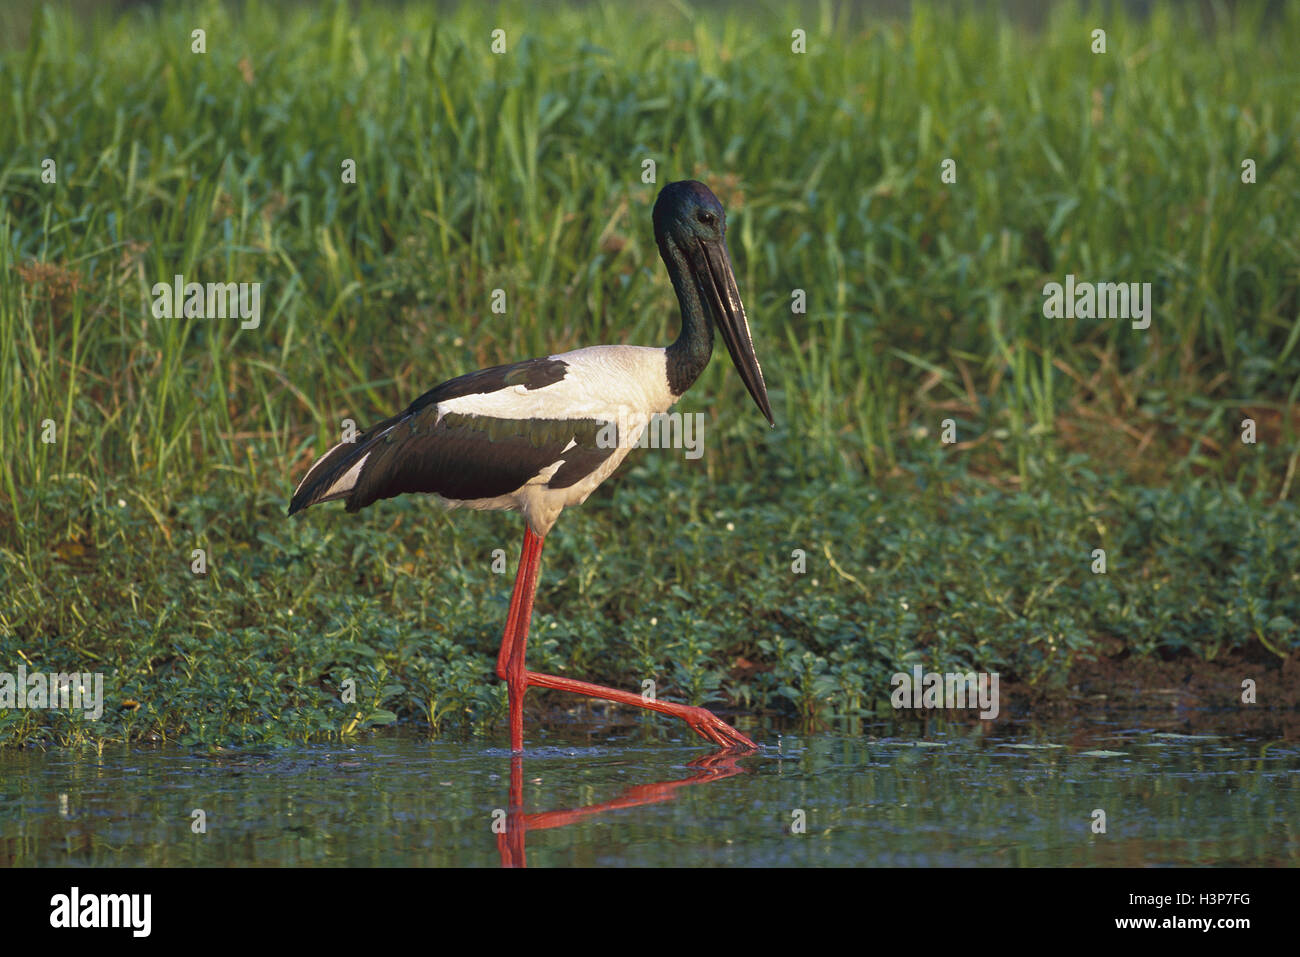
left=288, top=357, right=617, bottom=515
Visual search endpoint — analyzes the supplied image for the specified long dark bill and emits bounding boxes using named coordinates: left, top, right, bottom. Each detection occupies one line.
left=694, top=238, right=775, bottom=425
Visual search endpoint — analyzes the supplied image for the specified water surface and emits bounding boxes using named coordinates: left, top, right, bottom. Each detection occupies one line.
left=2, top=720, right=1296, bottom=866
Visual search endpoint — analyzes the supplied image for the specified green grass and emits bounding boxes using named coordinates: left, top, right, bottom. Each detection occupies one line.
left=3, top=463, right=1298, bottom=748
left=1, top=0, right=1298, bottom=748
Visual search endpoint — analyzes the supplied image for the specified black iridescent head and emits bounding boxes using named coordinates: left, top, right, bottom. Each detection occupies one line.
left=652, top=180, right=774, bottom=426
left=653, top=180, right=728, bottom=249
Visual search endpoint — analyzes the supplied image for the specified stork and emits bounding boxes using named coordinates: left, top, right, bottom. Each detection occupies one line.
left=288, top=180, right=773, bottom=752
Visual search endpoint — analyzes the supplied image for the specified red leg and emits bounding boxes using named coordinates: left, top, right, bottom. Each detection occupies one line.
left=496, top=527, right=544, bottom=753
left=523, top=670, right=756, bottom=750
left=496, top=525, right=756, bottom=752
left=495, top=530, right=535, bottom=682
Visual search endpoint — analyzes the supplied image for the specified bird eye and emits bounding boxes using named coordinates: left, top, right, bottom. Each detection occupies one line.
left=696, top=210, right=717, bottom=227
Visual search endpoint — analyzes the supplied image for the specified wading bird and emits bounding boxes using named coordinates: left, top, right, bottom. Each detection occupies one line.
left=288, top=180, right=773, bottom=752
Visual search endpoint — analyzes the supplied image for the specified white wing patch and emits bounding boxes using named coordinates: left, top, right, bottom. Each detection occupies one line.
left=322, top=452, right=371, bottom=499
left=531, top=460, right=565, bottom=485
left=295, top=419, right=405, bottom=498
left=436, top=345, right=675, bottom=423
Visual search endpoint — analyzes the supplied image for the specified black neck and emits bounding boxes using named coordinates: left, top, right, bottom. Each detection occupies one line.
left=659, top=236, right=714, bottom=397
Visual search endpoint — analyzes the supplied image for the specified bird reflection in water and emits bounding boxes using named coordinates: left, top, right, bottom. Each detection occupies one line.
left=496, top=749, right=749, bottom=867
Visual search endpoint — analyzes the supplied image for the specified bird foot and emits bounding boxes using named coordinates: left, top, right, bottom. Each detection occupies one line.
left=516, top=669, right=758, bottom=751
left=681, top=706, right=758, bottom=751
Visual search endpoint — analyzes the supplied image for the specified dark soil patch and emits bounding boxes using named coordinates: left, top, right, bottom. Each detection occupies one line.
left=1000, top=644, right=1300, bottom=738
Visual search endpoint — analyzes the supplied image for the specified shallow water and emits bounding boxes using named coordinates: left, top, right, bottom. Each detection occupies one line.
left=2, top=720, right=1297, bottom=866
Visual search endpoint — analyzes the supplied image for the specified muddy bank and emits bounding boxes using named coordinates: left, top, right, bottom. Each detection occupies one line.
left=997, top=643, right=1300, bottom=737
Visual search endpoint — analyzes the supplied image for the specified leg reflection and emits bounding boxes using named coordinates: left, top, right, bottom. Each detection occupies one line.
left=496, top=749, right=750, bottom=867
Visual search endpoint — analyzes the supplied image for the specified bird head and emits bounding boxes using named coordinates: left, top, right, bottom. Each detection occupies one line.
left=653, top=180, right=774, bottom=426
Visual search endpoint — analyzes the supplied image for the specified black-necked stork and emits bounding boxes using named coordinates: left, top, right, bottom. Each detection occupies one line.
left=288, top=180, right=773, bottom=752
